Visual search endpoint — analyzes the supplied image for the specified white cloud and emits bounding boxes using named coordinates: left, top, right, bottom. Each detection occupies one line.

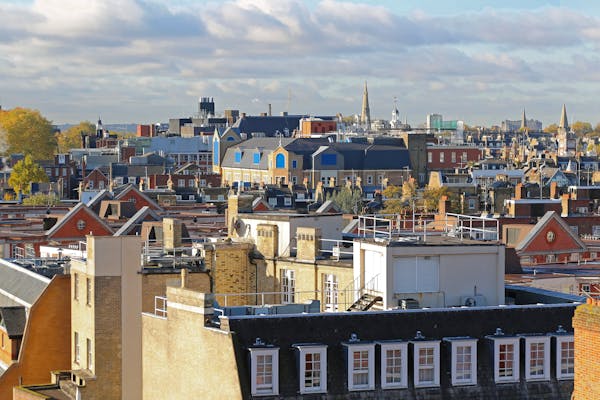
left=0, top=0, right=599, bottom=125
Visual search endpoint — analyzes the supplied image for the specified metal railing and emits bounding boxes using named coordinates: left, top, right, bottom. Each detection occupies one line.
left=319, top=238, right=354, bottom=260
left=215, top=290, right=319, bottom=308
left=340, top=273, right=382, bottom=311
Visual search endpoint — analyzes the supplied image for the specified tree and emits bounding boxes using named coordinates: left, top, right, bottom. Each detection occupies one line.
left=22, top=192, right=59, bottom=206
left=543, top=124, right=558, bottom=134
left=326, top=187, right=363, bottom=214
left=383, top=198, right=407, bottom=214
left=572, top=121, right=593, bottom=136
left=57, top=121, right=95, bottom=153
left=8, top=154, right=48, bottom=197
left=382, top=184, right=401, bottom=199
left=0, top=107, right=57, bottom=160
left=401, top=179, right=417, bottom=202
left=422, top=185, right=449, bottom=212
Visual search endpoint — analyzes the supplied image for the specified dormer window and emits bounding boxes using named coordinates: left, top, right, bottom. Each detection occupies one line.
left=253, top=152, right=261, bottom=164
left=234, top=150, right=242, bottom=163
left=249, top=343, right=279, bottom=396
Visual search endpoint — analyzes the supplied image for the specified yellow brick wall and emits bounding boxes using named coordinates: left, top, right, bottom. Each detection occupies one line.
left=142, top=288, right=242, bottom=400
left=205, top=242, right=256, bottom=306
left=274, top=260, right=354, bottom=311
left=573, top=300, right=600, bottom=399
left=141, top=272, right=210, bottom=313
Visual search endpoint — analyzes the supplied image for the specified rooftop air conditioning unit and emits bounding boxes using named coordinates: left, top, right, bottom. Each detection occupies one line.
left=460, top=295, right=487, bottom=307
left=399, top=298, right=420, bottom=310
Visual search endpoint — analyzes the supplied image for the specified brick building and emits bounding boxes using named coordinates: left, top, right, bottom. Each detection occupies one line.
left=572, top=298, right=600, bottom=399
left=427, top=145, right=482, bottom=171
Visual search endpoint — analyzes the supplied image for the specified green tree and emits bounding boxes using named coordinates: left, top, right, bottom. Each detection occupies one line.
left=8, top=155, right=48, bottom=197
left=57, top=121, right=95, bottom=153
left=22, top=192, right=59, bottom=206
left=543, top=123, right=559, bottom=134
left=422, top=185, right=449, bottom=212
left=572, top=121, right=593, bottom=136
left=0, top=107, right=57, bottom=160
left=326, top=187, right=363, bottom=214
left=382, top=184, right=401, bottom=199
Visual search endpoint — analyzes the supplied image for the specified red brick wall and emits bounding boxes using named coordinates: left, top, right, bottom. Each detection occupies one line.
left=0, top=276, right=71, bottom=400
left=573, top=299, right=600, bottom=399
left=49, top=208, right=112, bottom=239
left=427, top=147, right=481, bottom=170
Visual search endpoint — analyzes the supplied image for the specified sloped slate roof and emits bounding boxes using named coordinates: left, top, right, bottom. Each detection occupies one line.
left=0, top=259, right=50, bottom=308
left=232, top=115, right=334, bottom=137
left=0, top=306, right=26, bottom=338
left=86, top=189, right=113, bottom=211
left=113, top=206, right=160, bottom=236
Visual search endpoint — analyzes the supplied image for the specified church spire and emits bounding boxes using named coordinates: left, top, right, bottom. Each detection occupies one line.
left=559, top=104, right=569, bottom=130
left=520, top=108, right=527, bottom=130
left=360, top=81, right=370, bottom=128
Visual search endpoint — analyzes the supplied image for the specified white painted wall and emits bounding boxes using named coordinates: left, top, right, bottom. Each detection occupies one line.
left=354, top=241, right=505, bottom=309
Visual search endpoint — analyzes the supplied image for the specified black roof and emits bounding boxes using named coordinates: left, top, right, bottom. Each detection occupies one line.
left=224, top=303, right=575, bottom=399
left=0, top=306, right=26, bottom=338
left=232, top=115, right=335, bottom=138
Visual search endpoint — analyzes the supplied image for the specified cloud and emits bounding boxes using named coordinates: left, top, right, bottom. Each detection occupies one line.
left=0, top=0, right=599, bottom=125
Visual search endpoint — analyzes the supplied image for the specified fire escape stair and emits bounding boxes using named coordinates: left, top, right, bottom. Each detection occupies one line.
left=347, top=293, right=383, bottom=312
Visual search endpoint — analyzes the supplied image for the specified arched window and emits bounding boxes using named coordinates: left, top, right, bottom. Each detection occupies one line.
left=276, top=153, right=285, bottom=168
left=213, top=140, right=219, bottom=165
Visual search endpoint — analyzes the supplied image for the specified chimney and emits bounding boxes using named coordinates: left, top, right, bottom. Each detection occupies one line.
left=561, top=193, right=570, bottom=217
left=296, top=227, right=321, bottom=261
left=515, top=183, right=523, bottom=200
left=181, top=268, right=188, bottom=288
left=256, top=224, right=278, bottom=258
left=438, top=195, right=451, bottom=216
left=550, top=181, right=558, bottom=199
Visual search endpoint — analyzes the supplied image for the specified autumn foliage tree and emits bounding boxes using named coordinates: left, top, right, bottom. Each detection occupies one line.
left=57, top=121, right=95, bottom=152
left=422, top=185, right=449, bottom=212
left=0, top=107, right=57, bottom=160
left=8, top=154, right=48, bottom=197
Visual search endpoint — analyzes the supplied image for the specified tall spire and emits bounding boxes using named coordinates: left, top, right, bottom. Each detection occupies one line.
left=520, top=108, right=527, bottom=130
left=360, top=81, right=370, bottom=128
left=559, top=104, right=569, bottom=130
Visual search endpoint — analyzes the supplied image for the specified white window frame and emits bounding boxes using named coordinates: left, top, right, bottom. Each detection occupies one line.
left=323, top=274, right=338, bottom=312
left=440, top=152, right=445, bottom=163
left=249, top=347, right=279, bottom=396
left=427, top=152, right=432, bottom=163
left=378, top=341, right=408, bottom=389
left=444, top=338, right=477, bottom=386
left=86, top=338, right=93, bottom=370
left=490, top=337, right=520, bottom=383
left=86, top=277, right=92, bottom=306
left=73, top=272, right=79, bottom=300
left=293, top=344, right=327, bottom=394
left=523, top=336, right=550, bottom=381
left=281, top=269, right=295, bottom=304
left=344, top=343, right=375, bottom=391
left=554, top=335, right=575, bottom=380
left=74, top=331, right=80, bottom=364
left=412, top=341, right=440, bottom=388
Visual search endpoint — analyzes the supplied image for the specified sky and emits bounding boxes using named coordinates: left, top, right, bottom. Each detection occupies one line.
left=1, top=0, right=600, bottom=127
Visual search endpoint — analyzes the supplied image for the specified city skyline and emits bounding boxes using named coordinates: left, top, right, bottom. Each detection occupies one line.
left=1, top=0, right=600, bottom=126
